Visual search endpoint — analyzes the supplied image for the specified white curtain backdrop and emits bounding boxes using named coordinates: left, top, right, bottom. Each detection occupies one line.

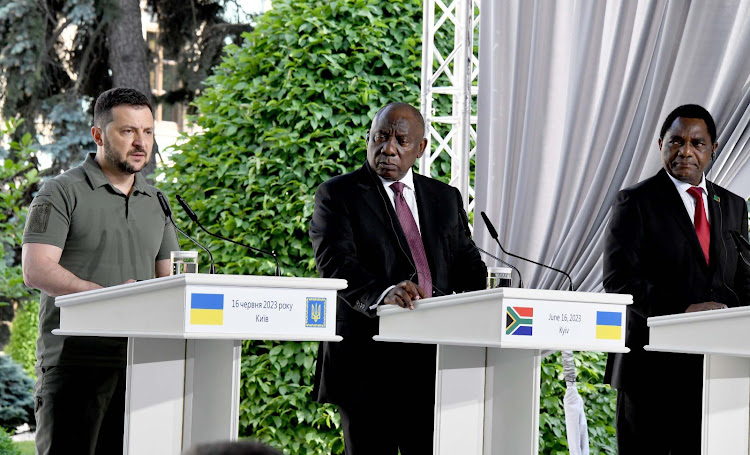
left=474, top=0, right=750, bottom=292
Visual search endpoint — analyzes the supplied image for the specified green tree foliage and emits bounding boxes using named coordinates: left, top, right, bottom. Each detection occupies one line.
left=0, top=354, right=34, bottom=431
left=4, top=300, right=38, bottom=379
left=0, top=119, right=40, bottom=353
left=0, top=0, right=250, bottom=175
left=0, top=426, right=23, bottom=455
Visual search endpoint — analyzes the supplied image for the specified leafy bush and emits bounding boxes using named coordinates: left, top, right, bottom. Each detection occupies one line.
left=4, top=300, right=38, bottom=380
left=1, top=119, right=41, bottom=347
left=0, top=355, right=34, bottom=431
left=1, top=117, right=40, bottom=382
left=0, top=426, right=23, bottom=455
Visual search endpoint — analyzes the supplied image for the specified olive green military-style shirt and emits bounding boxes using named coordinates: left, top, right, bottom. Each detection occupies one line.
left=22, top=153, right=179, bottom=368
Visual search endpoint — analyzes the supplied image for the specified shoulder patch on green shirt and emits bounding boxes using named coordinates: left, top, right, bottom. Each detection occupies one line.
left=27, top=203, right=51, bottom=233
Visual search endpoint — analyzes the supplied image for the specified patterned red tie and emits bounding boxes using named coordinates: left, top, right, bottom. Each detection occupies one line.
left=687, top=186, right=710, bottom=265
left=390, top=182, right=433, bottom=297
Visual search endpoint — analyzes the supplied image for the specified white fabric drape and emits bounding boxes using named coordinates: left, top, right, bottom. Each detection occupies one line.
left=475, top=0, right=750, bottom=293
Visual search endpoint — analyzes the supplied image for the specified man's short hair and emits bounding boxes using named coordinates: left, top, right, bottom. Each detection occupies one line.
left=373, top=102, right=426, bottom=139
left=659, top=104, right=717, bottom=144
left=93, top=87, right=153, bottom=127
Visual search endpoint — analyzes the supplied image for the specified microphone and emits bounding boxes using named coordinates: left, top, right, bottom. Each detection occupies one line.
left=175, top=195, right=281, bottom=277
left=476, top=246, right=523, bottom=288
left=157, top=192, right=216, bottom=274
left=480, top=211, right=574, bottom=291
left=729, top=230, right=750, bottom=268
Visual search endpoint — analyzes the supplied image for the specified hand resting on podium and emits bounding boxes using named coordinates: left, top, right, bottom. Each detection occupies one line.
left=383, top=279, right=427, bottom=310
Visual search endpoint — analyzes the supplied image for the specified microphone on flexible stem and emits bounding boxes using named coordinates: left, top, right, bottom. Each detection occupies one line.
left=480, top=211, right=574, bottom=291
left=175, top=195, right=282, bottom=277
left=729, top=230, right=750, bottom=268
left=476, top=246, right=524, bottom=288
left=157, top=192, right=216, bottom=274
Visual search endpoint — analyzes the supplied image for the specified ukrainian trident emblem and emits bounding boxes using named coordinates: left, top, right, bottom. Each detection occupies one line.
left=306, top=297, right=326, bottom=327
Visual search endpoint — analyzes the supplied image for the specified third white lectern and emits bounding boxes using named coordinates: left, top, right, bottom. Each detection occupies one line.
left=646, top=306, right=750, bottom=455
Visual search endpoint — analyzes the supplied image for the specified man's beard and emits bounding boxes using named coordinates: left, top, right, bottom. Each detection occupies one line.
left=103, top=137, right=144, bottom=174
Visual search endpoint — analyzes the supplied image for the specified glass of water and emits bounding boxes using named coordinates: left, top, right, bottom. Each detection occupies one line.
left=487, top=266, right=512, bottom=289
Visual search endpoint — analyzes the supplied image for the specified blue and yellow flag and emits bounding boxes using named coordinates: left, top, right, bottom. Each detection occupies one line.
left=596, top=311, right=621, bottom=340
left=190, top=293, right=224, bottom=325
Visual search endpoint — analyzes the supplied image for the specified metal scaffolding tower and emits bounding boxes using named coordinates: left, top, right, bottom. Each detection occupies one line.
left=419, top=0, right=480, bottom=216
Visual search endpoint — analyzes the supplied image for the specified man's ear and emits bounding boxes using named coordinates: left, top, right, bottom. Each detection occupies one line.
left=91, top=126, right=104, bottom=146
left=365, top=130, right=370, bottom=143
left=417, top=138, right=428, bottom=158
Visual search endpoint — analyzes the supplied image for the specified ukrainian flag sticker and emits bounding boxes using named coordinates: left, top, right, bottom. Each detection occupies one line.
left=190, top=293, right=224, bottom=325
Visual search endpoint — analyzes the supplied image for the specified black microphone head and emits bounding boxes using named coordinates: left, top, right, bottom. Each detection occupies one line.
left=156, top=192, right=172, bottom=217
left=176, top=194, right=199, bottom=222
left=480, top=211, right=499, bottom=240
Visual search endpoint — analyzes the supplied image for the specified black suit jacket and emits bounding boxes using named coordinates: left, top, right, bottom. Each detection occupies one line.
left=603, top=168, right=750, bottom=390
left=309, top=162, right=486, bottom=406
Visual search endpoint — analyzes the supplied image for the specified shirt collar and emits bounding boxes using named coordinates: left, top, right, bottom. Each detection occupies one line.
left=665, top=170, right=707, bottom=196
left=379, top=168, right=415, bottom=192
left=81, top=152, right=154, bottom=196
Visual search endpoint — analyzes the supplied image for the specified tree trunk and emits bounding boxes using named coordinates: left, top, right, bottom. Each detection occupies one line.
left=107, top=0, right=159, bottom=181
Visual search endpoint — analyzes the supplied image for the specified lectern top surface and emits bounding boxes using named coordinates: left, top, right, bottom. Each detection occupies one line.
left=648, top=304, right=750, bottom=327
left=377, top=287, right=631, bottom=316
left=56, top=274, right=347, bottom=307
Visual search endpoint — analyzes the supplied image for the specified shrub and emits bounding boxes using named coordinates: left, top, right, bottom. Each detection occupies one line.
left=4, top=301, right=38, bottom=380
left=0, top=355, right=34, bottom=431
left=0, top=426, right=23, bottom=455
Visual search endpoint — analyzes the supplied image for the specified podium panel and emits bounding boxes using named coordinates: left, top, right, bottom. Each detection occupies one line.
left=376, top=287, right=631, bottom=455
left=54, top=274, right=347, bottom=455
left=646, top=307, right=750, bottom=455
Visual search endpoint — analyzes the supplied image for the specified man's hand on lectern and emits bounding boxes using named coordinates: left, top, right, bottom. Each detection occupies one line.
left=383, top=280, right=426, bottom=310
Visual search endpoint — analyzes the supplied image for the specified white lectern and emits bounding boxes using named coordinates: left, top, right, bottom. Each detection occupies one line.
left=54, top=273, right=347, bottom=455
left=646, top=306, right=750, bottom=455
left=375, top=287, right=632, bottom=455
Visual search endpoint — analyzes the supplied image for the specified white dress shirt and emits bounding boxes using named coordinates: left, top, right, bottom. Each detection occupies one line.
left=665, top=171, right=710, bottom=225
left=379, top=168, right=421, bottom=232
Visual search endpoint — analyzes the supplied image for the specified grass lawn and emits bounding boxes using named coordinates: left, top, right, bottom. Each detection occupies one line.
left=17, top=440, right=34, bottom=455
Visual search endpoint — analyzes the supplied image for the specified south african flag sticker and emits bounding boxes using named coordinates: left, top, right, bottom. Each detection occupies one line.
left=506, top=306, right=533, bottom=336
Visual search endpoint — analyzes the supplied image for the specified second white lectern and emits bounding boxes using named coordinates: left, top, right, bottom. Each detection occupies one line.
left=54, top=273, right=346, bottom=455
left=375, top=287, right=632, bottom=455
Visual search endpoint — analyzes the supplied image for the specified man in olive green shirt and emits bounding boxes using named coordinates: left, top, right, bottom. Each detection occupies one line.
left=22, top=87, right=179, bottom=455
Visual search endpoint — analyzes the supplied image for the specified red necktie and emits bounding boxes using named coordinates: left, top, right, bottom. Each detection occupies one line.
left=687, top=186, right=710, bottom=265
left=390, top=182, right=433, bottom=297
